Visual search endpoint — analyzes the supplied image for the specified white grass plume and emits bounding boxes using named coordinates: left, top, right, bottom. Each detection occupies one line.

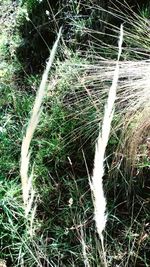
left=89, top=25, right=123, bottom=266
left=20, top=28, right=62, bottom=212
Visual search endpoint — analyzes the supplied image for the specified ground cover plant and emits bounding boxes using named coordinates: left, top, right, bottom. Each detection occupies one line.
left=0, top=0, right=150, bottom=266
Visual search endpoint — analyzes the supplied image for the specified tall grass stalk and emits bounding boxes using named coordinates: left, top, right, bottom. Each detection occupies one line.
left=80, top=226, right=90, bottom=267
left=89, top=24, right=123, bottom=266
left=20, top=28, right=62, bottom=214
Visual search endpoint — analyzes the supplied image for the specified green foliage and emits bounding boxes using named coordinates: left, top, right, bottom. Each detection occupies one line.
left=140, top=3, right=150, bottom=18
left=0, top=0, right=150, bottom=266
left=21, top=0, right=39, bottom=10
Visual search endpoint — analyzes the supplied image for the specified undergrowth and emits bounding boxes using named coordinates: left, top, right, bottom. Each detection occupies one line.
left=0, top=0, right=150, bottom=266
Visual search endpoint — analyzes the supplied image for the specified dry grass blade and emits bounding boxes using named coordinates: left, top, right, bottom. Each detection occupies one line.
left=89, top=25, right=123, bottom=266
left=80, top=226, right=90, bottom=267
left=20, top=28, right=62, bottom=211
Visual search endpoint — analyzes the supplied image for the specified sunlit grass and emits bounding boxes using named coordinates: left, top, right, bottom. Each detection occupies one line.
left=0, top=0, right=150, bottom=266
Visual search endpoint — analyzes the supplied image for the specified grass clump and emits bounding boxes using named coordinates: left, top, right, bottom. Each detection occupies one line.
left=0, top=0, right=150, bottom=266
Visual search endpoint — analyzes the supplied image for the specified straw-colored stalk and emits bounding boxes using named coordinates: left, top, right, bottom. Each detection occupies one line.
left=89, top=25, right=123, bottom=266
left=80, top=226, right=90, bottom=267
left=20, top=28, right=62, bottom=216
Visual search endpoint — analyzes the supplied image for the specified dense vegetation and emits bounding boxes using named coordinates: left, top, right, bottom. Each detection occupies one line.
left=0, top=0, right=150, bottom=266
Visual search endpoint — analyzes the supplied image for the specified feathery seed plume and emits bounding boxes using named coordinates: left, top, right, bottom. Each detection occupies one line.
left=89, top=24, right=123, bottom=266
left=20, top=28, right=62, bottom=214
